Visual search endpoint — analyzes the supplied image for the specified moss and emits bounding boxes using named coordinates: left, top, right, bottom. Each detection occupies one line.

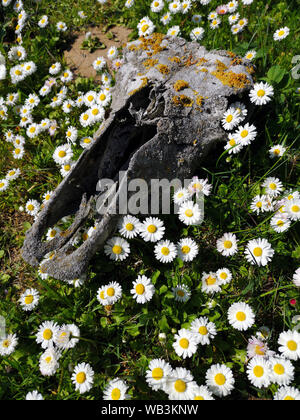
left=172, top=94, right=194, bottom=107
left=173, top=80, right=189, bottom=92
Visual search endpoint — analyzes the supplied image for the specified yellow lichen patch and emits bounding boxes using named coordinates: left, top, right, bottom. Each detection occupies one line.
left=168, top=56, right=181, bottom=64
left=183, top=54, right=199, bottom=67
left=196, top=57, right=208, bottom=66
left=173, top=80, right=189, bottom=92
left=128, top=77, right=148, bottom=96
left=230, top=57, right=243, bottom=66
left=246, top=65, right=255, bottom=74
left=227, top=51, right=237, bottom=58
left=172, top=95, right=194, bottom=107
left=136, top=33, right=166, bottom=57
left=143, top=58, right=158, bottom=69
left=195, top=95, right=204, bottom=108
left=211, top=69, right=250, bottom=90
left=215, top=59, right=229, bottom=71
left=156, top=64, right=170, bottom=75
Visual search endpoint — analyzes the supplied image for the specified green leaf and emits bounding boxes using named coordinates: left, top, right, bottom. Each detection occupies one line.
left=0, top=250, right=4, bottom=259
left=267, top=66, right=287, bottom=84
left=158, top=315, right=169, bottom=332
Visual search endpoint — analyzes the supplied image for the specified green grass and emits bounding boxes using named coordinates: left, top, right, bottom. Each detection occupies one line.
left=0, top=0, right=299, bottom=400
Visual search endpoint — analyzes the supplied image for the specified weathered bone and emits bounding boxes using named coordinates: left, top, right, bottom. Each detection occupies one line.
left=21, top=34, right=254, bottom=281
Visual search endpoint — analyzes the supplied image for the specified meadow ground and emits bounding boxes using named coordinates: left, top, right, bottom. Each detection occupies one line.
left=0, top=0, right=299, bottom=401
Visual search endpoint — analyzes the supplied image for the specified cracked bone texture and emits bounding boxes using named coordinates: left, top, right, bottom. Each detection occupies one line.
left=21, top=34, right=254, bottom=281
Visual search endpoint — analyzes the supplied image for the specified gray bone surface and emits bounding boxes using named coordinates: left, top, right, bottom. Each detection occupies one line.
left=21, top=34, right=254, bottom=281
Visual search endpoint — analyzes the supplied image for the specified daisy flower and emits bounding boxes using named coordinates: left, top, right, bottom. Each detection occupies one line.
left=222, top=107, right=242, bottom=130
left=208, top=12, right=218, bottom=20
left=278, top=330, right=300, bottom=361
left=292, top=268, right=300, bottom=287
left=192, top=15, right=202, bottom=24
left=247, top=336, right=272, bottom=359
left=138, top=217, right=165, bottom=242
left=173, top=187, right=190, bottom=206
left=227, top=302, right=255, bottom=331
left=249, top=82, right=274, bottom=106
left=163, top=367, right=197, bottom=400
left=244, top=50, right=256, bottom=61
left=273, top=27, right=290, bottom=41
left=138, top=17, right=155, bottom=37
left=71, top=363, right=94, bottom=394
left=13, top=146, right=25, bottom=159
left=216, top=232, right=239, bottom=256
left=161, top=13, right=172, bottom=25
left=233, top=100, right=249, bottom=118
left=167, top=26, right=181, bottom=37
left=130, top=275, right=155, bottom=304
left=0, top=333, right=18, bottom=356
left=60, top=161, right=75, bottom=177
left=107, top=46, right=118, bottom=60
left=6, top=168, right=21, bottom=181
left=104, top=282, right=122, bottom=305
left=216, top=268, right=232, bottom=285
left=205, top=364, right=235, bottom=397
left=103, top=378, right=129, bottom=400
left=224, top=136, right=243, bottom=154
left=210, top=18, right=221, bottom=29
left=181, top=0, right=192, bottom=14
left=285, top=198, right=300, bottom=221
left=150, top=0, right=164, bottom=13
left=176, top=237, right=199, bottom=262
left=233, top=123, right=257, bottom=146
left=263, top=177, right=284, bottom=198
left=188, top=177, right=212, bottom=197
left=173, top=329, right=198, bottom=359
left=190, top=317, right=217, bottom=345
left=26, top=123, right=40, bottom=139
left=56, top=21, right=67, bottom=32
left=65, top=126, right=78, bottom=144
left=145, top=359, right=173, bottom=391
left=169, top=1, right=181, bottom=14
left=19, top=288, right=39, bottom=311
left=202, top=272, right=222, bottom=295
left=274, top=386, right=300, bottom=400
left=190, top=27, right=205, bottom=42
left=25, top=391, right=44, bottom=400
left=39, top=348, right=60, bottom=376
left=25, top=199, right=40, bottom=217
left=270, top=214, right=291, bottom=233
left=54, top=324, right=80, bottom=350
left=118, top=215, right=140, bottom=239
left=178, top=200, right=203, bottom=225
left=46, top=226, right=61, bottom=241
left=104, top=237, right=130, bottom=261
left=60, top=69, right=73, bottom=83
left=36, top=321, right=59, bottom=349
left=268, top=356, right=294, bottom=386
left=154, top=240, right=177, bottom=263
left=247, top=357, right=271, bottom=388
left=0, top=178, right=9, bottom=192
left=93, top=57, right=107, bottom=71
left=244, top=238, right=274, bottom=266
left=96, top=90, right=111, bottom=107
left=226, top=0, right=238, bottom=13
left=250, top=195, right=269, bottom=214
left=53, top=144, right=73, bottom=165
left=269, top=144, right=286, bottom=158
left=228, top=14, right=239, bottom=25
left=79, top=110, right=93, bottom=127
left=97, top=286, right=110, bottom=306
left=191, top=385, right=214, bottom=400
left=172, top=284, right=191, bottom=302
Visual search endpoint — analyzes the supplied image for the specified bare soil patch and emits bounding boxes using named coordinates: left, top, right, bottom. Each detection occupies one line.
left=64, top=25, right=132, bottom=79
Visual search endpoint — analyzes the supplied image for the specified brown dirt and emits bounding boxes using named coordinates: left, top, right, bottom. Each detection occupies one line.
left=64, top=25, right=132, bottom=79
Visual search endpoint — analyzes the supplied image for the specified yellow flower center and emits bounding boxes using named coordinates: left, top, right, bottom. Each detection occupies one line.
left=181, top=245, right=190, bottom=254
left=253, top=366, right=264, bottom=378
left=15, top=148, right=21, bottom=155
left=141, top=24, right=149, bottom=33
left=83, top=114, right=89, bottom=121
left=269, top=183, right=277, bottom=190
left=185, top=209, right=193, bottom=217
left=43, top=329, right=53, bottom=340
left=112, top=245, right=122, bottom=255
left=179, top=338, right=189, bottom=349
left=274, top=149, right=280, bottom=155
left=236, top=311, right=246, bottom=322
left=257, top=89, right=265, bottom=97
left=278, top=30, right=285, bottom=36
left=135, top=284, right=145, bottom=295
left=76, top=372, right=86, bottom=384
left=206, top=276, right=216, bottom=286
left=274, top=363, right=285, bottom=375
left=99, top=94, right=106, bottom=101
left=277, top=220, right=284, bottom=227
left=125, top=223, right=134, bottom=231
left=147, top=224, right=157, bottom=233
left=199, top=326, right=208, bottom=335
left=111, top=388, right=121, bottom=400
left=287, top=340, right=297, bottom=351
left=83, top=138, right=91, bottom=144
left=226, top=115, right=233, bottom=123
left=253, top=247, right=263, bottom=257
left=58, top=150, right=66, bottom=158
left=240, top=130, right=248, bottom=138
left=67, top=131, right=71, bottom=137
left=255, top=345, right=265, bottom=356
left=229, top=139, right=236, bottom=146
left=2, top=340, right=10, bottom=348
left=291, top=205, right=299, bottom=213
left=152, top=367, right=163, bottom=380
left=177, top=290, right=185, bottom=297
left=45, top=356, right=52, bottom=363
left=214, top=373, right=226, bottom=386
left=194, top=396, right=204, bottom=400
left=63, top=72, right=69, bottom=78
left=0, top=183, right=4, bottom=188
left=106, top=287, right=115, bottom=297
left=99, top=291, right=105, bottom=300
left=284, top=396, right=295, bottom=400
left=24, top=295, right=34, bottom=305
left=161, top=247, right=170, bottom=256
left=64, top=164, right=71, bottom=171
left=220, top=272, right=228, bottom=280
left=256, top=201, right=262, bottom=208
left=223, top=240, right=232, bottom=249
left=27, top=204, right=34, bottom=211
left=174, top=379, right=186, bottom=393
